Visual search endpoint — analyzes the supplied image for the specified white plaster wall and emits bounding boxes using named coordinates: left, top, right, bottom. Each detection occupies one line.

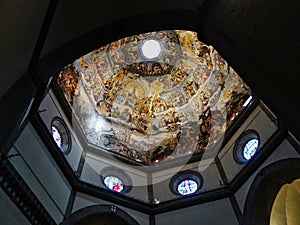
left=73, top=192, right=149, bottom=225
left=156, top=198, right=238, bottom=225
left=81, top=152, right=149, bottom=202
left=218, top=105, right=278, bottom=182
left=152, top=159, right=223, bottom=203
left=39, top=90, right=83, bottom=171
left=9, top=123, right=72, bottom=223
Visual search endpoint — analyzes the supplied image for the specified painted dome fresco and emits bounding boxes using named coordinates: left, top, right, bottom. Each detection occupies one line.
left=57, top=30, right=251, bottom=165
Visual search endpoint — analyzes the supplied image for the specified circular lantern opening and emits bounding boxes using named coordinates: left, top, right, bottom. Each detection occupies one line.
left=141, top=40, right=161, bottom=59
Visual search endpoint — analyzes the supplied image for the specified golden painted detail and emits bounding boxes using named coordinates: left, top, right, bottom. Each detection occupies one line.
left=57, top=30, right=251, bottom=165
left=183, top=81, right=199, bottom=98
left=57, top=65, right=79, bottom=105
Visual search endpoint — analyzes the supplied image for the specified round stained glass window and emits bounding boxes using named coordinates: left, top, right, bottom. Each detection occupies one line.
left=100, top=167, right=132, bottom=193
left=51, top=117, right=71, bottom=155
left=234, top=130, right=260, bottom=164
left=170, top=170, right=203, bottom=196
left=243, top=138, right=259, bottom=160
left=177, top=179, right=198, bottom=195
left=51, top=126, right=62, bottom=147
left=104, top=176, right=124, bottom=192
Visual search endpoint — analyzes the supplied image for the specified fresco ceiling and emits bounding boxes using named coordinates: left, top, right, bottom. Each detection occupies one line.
left=57, top=30, right=251, bottom=165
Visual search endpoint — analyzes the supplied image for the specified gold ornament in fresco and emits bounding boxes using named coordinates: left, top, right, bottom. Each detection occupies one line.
left=57, top=30, right=251, bottom=165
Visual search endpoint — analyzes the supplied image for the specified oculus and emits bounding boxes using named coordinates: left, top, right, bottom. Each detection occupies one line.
left=100, top=167, right=132, bottom=193
left=103, top=176, right=124, bottom=192
left=170, top=170, right=203, bottom=196
left=56, top=30, right=252, bottom=165
left=234, top=130, right=260, bottom=163
left=177, top=179, right=198, bottom=195
left=51, top=117, right=71, bottom=155
left=52, top=126, right=62, bottom=147
left=243, top=138, right=259, bottom=160
left=141, top=39, right=162, bottom=59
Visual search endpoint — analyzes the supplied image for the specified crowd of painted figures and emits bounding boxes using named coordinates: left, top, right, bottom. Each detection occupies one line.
left=57, top=30, right=251, bottom=165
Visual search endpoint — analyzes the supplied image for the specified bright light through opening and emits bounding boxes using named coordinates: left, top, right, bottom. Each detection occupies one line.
left=177, top=179, right=198, bottom=195
left=243, top=138, right=259, bottom=160
left=51, top=126, right=62, bottom=148
left=243, top=95, right=253, bottom=107
left=104, top=176, right=124, bottom=192
left=141, top=40, right=161, bottom=59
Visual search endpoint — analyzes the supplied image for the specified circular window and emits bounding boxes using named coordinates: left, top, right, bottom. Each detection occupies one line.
left=177, top=179, right=199, bottom=196
left=51, top=126, right=62, bottom=147
left=243, top=138, right=259, bottom=160
left=100, top=167, right=132, bottom=193
left=51, top=117, right=71, bottom=155
left=141, top=39, right=162, bottom=59
left=170, top=170, right=203, bottom=196
left=234, top=130, right=260, bottom=163
left=103, top=176, right=124, bottom=192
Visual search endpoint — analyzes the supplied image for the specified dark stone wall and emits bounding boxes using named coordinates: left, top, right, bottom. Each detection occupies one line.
left=202, top=0, right=300, bottom=139
left=0, top=73, right=37, bottom=154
